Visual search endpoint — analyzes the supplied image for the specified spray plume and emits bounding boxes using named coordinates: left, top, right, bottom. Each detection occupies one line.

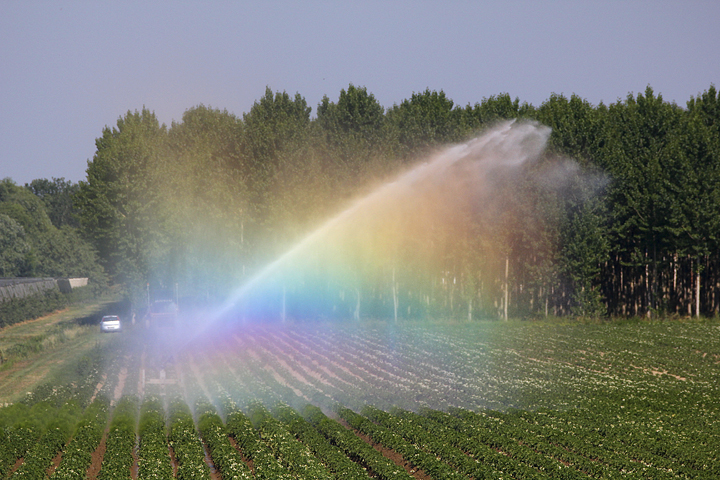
left=185, top=120, right=554, bottom=325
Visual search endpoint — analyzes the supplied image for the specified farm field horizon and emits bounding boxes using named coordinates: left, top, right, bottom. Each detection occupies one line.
left=1, top=312, right=719, bottom=478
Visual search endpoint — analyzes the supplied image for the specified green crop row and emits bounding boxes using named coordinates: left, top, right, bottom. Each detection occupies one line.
left=337, top=405, right=469, bottom=480
left=195, top=397, right=253, bottom=480
left=472, top=408, right=662, bottom=478
left=449, top=408, right=659, bottom=478
left=303, top=404, right=414, bottom=480
left=97, top=395, right=137, bottom=480
left=501, top=408, right=718, bottom=479
left=10, top=400, right=80, bottom=479
left=395, top=406, right=546, bottom=480
left=273, top=403, right=372, bottom=480
left=10, top=426, right=66, bottom=479
left=137, top=396, right=173, bottom=480
left=249, top=401, right=334, bottom=480
left=0, top=404, right=36, bottom=476
left=394, top=405, right=576, bottom=480
left=417, top=407, right=616, bottom=479
left=369, top=404, right=515, bottom=480
left=50, top=397, right=110, bottom=480
left=226, top=404, right=292, bottom=480
left=168, top=398, right=210, bottom=480
left=1, top=400, right=69, bottom=476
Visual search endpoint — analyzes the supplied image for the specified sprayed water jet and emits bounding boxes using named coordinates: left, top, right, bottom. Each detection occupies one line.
left=203, top=120, right=552, bottom=327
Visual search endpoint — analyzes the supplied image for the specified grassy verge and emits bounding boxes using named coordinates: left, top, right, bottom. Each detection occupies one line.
left=0, top=290, right=127, bottom=405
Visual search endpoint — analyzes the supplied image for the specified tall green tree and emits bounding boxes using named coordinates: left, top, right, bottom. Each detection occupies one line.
left=464, top=93, right=535, bottom=125
left=597, top=87, right=683, bottom=315
left=74, top=108, right=167, bottom=300
left=536, top=93, right=602, bottom=163
left=0, top=178, right=104, bottom=281
left=0, top=213, right=32, bottom=277
left=316, top=84, right=386, bottom=164
left=164, top=105, right=247, bottom=297
left=385, top=88, right=466, bottom=158
left=241, top=88, right=312, bottom=239
left=26, top=177, right=80, bottom=228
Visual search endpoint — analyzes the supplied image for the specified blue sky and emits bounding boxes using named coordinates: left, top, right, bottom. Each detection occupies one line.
left=1, top=1, right=718, bottom=186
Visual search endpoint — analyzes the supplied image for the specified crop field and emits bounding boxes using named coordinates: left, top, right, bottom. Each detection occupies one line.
left=1, top=318, right=719, bottom=479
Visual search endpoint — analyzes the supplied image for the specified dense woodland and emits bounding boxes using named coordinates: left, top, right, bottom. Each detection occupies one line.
left=2, top=84, right=720, bottom=321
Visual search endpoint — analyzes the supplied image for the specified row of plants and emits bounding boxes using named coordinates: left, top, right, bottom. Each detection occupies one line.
left=388, top=404, right=580, bottom=480
left=408, top=407, right=615, bottom=479
left=1, top=401, right=59, bottom=476
left=499, top=407, right=718, bottom=479
left=11, top=401, right=81, bottom=479
left=374, top=403, right=545, bottom=480
left=468, top=407, right=659, bottom=476
left=137, top=396, right=173, bottom=480
left=168, top=398, right=210, bottom=480
left=389, top=406, right=527, bottom=479
left=49, top=397, right=110, bottom=480
left=273, top=402, right=372, bottom=480
left=195, top=396, right=253, bottom=480
left=169, top=321, right=719, bottom=478
left=302, top=404, right=414, bottom=480
left=97, top=395, right=137, bottom=480
left=248, top=401, right=334, bottom=480
left=336, top=405, right=469, bottom=480
left=225, top=404, right=292, bottom=480
left=0, top=288, right=68, bottom=330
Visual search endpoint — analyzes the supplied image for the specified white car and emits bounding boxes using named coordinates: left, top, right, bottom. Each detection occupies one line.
left=100, top=315, right=122, bottom=333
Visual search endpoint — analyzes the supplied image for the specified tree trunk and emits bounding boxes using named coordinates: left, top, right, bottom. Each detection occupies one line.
left=503, top=255, right=509, bottom=321
left=696, top=259, right=701, bottom=318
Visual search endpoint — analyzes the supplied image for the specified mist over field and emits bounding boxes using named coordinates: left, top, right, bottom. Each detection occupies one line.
left=1, top=2, right=719, bottom=474
left=2, top=84, right=720, bottom=480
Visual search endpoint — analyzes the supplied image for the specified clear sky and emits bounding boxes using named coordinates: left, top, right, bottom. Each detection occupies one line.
left=1, top=1, right=718, bottom=186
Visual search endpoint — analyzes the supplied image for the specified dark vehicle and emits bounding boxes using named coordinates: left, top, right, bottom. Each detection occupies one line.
left=147, top=299, right=178, bottom=327
left=100, top=315, right=122, bottom=333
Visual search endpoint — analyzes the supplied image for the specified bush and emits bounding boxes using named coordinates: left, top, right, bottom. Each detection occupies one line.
left=0, top=288, right=67, bottom=329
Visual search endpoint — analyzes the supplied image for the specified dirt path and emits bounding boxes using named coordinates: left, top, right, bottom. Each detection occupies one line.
left=114, top=366, right=128, bottom=403
left=86, top=430, right=107, bottom=480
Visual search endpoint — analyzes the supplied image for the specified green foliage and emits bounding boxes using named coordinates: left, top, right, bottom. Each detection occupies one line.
left=303, top=404, right=413, bottom=480
left=338, top=405, right=468, bottom=479
left=26, top=177, right=81, bottom=228
left=195, top=397, right=253, bottom=480
left=39, top=83, right=720, bottom=319
left=226, top=405, right=292, bottom=480
left=50, top=397, right=109, bottom=480
left=561, top=198, right=609, bottom=317
left=97, top=395, right=138, bottom=480
left=0, top=213, right=32, bottom=277
left=11, top=401, right=80, bottom=479
left=168, top=397, right=211, bottom=480
left=273, top=403, right=372, bottom=480
left=74, top=108, right=167, bottom=303
left=0, top=177, right=105, bottom=290
left=465, top=93, right=535, bottom=124
left=0, top=288, right=67, bottom=329
left=317, top=84, right=385, bottom=152
left=137, top=396, right=173, bottom=480
left=385, top=88, right=468, bottom=158
left=248, top=401, right=333, bottom=480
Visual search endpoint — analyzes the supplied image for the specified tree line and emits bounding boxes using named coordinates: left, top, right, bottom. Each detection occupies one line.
left=3, top=84, right=719, bottom=320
